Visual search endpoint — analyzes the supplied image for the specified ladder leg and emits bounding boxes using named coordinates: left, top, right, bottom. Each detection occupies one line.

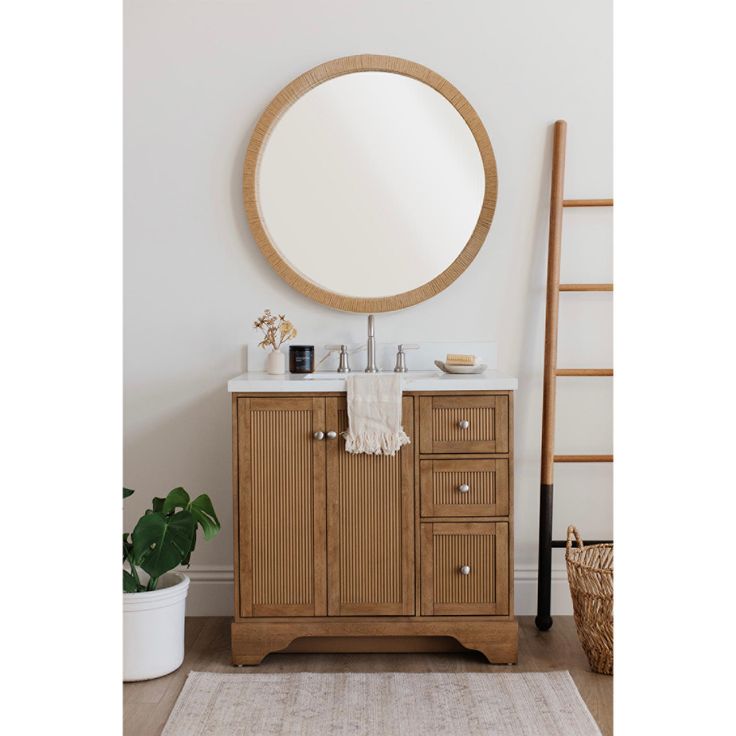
left=537, top=120, right=566, bottom=632
left=535, top=483, right=554, bottom=631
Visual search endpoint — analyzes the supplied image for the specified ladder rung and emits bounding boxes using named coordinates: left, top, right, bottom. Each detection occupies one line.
left=559, top=283, right=613, bottom=292
left=562, top=198, right=613, bottom=207
left=554, top=454, right=613, bottom=463
left=556, top=368, right=613, bottom=377
left=551, top=539, right=612, bottom=548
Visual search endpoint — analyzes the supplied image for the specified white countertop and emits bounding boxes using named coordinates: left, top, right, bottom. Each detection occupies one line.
left=228, top=370, right=518, bottom=393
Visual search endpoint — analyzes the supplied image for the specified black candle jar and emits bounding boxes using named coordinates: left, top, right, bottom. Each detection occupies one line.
left=289, top=345, right=315, bottom=374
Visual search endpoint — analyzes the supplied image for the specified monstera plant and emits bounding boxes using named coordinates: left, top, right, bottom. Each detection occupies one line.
left=123, top=487, right=220, bottom=593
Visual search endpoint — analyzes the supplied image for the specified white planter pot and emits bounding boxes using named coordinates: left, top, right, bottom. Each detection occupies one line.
left=123, top=572, right=189, bottom=682
left=266, top=349, right=286, bottom=375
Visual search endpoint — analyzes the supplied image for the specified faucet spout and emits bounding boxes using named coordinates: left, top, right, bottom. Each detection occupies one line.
left=365, top=314, right=379, bottom=373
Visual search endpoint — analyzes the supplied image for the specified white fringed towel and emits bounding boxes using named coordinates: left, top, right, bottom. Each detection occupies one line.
left=344, top=374, right=410, bottom=456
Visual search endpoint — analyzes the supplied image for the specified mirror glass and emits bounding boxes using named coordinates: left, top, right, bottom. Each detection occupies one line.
left=245, top=58, right=497, bottom=312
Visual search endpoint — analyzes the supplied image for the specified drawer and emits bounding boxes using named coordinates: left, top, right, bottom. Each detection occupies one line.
left=420, top=459, right=509, bottom=517
left=421, top=522, right=509, bottom=615
left=419, top=396, right=509, bottom=454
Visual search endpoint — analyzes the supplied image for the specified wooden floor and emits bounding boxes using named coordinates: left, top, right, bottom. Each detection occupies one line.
left=124, top=616, right=612, bottom=735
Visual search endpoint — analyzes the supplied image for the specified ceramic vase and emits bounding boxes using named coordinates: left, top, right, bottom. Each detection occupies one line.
left=266, top=349, right=286, bottom=375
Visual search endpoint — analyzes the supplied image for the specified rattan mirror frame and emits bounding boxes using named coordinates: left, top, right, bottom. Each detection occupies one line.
left=243, top=54, right=497, bottom=313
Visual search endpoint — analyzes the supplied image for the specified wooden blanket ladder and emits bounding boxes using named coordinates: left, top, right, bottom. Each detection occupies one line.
left=535, top=120, right=613, bottom=631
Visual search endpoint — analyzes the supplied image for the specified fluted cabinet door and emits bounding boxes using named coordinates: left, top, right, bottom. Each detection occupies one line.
left=325, top=397, right=414, bottom=616
left=237, top=397, right=326, bottom=617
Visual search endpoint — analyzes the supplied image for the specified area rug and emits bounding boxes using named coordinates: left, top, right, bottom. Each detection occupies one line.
left=162, top=671, right=601, bottom=735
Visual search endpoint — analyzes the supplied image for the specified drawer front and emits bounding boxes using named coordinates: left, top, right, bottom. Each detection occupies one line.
left=420, top=459, right=509, bottom=517
left=421, top=522, right=509, bottom=615
left=419, top=396, right=509, bottom=454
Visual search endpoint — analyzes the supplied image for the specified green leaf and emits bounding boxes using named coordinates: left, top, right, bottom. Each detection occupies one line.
left=132, top=510, right=196, bottom=580
left=123, top=532, right=133, bottom=563
left=162, top=487, right=190, bottom=514
left=123, top=487, right=134, bottom=499
left=181, top=529, right=196, bottom=567
left=151, top=497, right=165, bottom=513
left=190, top=494, right=221, bottom=540
left=123, top=569, right=139, bottom=593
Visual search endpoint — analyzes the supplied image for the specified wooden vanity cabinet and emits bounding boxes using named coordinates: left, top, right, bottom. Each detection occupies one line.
left=231, top=390, right=517, bottom=665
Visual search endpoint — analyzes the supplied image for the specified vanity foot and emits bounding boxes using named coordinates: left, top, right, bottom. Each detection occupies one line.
left=453, top=625, right=518, bottom=665
left=231, top=623, right=299, bottom=666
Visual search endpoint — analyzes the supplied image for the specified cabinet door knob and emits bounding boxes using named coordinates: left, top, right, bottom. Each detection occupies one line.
left=313, top=431, right=325, bottom=440
left=458, top=483, right=470, bottom=493
left=460, top=565, right=471, bottom=575
left=326, top=431, right=338, bottom=440
left=458, top=419, right=470, bottom=429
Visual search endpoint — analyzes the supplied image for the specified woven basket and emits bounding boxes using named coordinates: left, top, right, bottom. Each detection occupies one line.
left=565, top=525, right=613, bottom=675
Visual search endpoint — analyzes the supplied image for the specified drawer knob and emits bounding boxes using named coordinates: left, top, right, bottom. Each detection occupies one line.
left=458, top=419, right=470, bottom=429
left=313, top=431, right=325, bottom=440
left=458, top=483, right=470, bottom=493
left=326, top=431, right=338, bottom=440
left=460, top=565, right=471, bottom=575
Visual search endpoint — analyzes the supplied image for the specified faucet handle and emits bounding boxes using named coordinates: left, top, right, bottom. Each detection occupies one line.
left=325, top=344, right=364, bottom=353
left=394, top=344, right=420, bottom=373
left=318, top=345, right=348, bottom=372
left=323, top=345, right=352, bottom=373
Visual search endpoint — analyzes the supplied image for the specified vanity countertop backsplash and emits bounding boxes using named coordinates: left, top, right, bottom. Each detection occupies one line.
left=230, top=340, right=516, bottom=392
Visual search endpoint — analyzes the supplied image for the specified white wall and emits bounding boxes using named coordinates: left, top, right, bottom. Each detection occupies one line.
left=124, top=0, right=612, bottom=615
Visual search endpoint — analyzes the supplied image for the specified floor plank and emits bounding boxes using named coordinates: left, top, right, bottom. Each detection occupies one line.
left=124, top=616, right=612, bottom=735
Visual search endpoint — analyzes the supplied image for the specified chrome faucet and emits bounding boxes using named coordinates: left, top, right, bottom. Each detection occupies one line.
left=365, top=314, right=379, bottom=372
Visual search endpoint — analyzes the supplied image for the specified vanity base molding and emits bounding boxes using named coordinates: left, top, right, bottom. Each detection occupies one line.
left=231, top=619, right=518, bottom=666
left=230, top=389, right=516, bottom=665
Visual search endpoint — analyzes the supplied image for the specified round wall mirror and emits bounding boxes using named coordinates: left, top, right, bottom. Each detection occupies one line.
left=243, top=55, right=497, bottom=312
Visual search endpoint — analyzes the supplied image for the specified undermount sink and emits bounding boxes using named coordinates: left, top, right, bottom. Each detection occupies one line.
left=302, top=372, right=346, bottom=380
left=303, top=371, right=439, bottom=380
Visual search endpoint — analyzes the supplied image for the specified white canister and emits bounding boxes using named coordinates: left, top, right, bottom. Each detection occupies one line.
left=123, top=572, right=189, bottom=681
left=266, top=349, right=286, bottom=375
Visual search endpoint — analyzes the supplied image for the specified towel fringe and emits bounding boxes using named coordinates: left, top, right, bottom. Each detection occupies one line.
left=343, top=429, right=411, bottom=457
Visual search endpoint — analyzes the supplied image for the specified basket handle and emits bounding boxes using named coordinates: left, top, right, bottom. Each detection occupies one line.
left=566, top=525, right=584, bottom=553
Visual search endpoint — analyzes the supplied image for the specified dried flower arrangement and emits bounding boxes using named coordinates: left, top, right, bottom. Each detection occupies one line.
left=253, top=309, right=297, bottom=351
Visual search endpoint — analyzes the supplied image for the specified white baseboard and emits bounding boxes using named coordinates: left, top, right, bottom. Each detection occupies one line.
left=181, top=565, right=236, bottom=617
left=513, top=565, right=573, bottom=616
left=181, top=565, right=573, bottom=617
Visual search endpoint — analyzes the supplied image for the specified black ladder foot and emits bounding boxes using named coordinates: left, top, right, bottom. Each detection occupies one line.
left=536, top=483, right=554, bottom=633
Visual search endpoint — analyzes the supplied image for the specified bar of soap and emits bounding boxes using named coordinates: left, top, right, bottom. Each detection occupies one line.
left=445, top=353, right=476, bottom=366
